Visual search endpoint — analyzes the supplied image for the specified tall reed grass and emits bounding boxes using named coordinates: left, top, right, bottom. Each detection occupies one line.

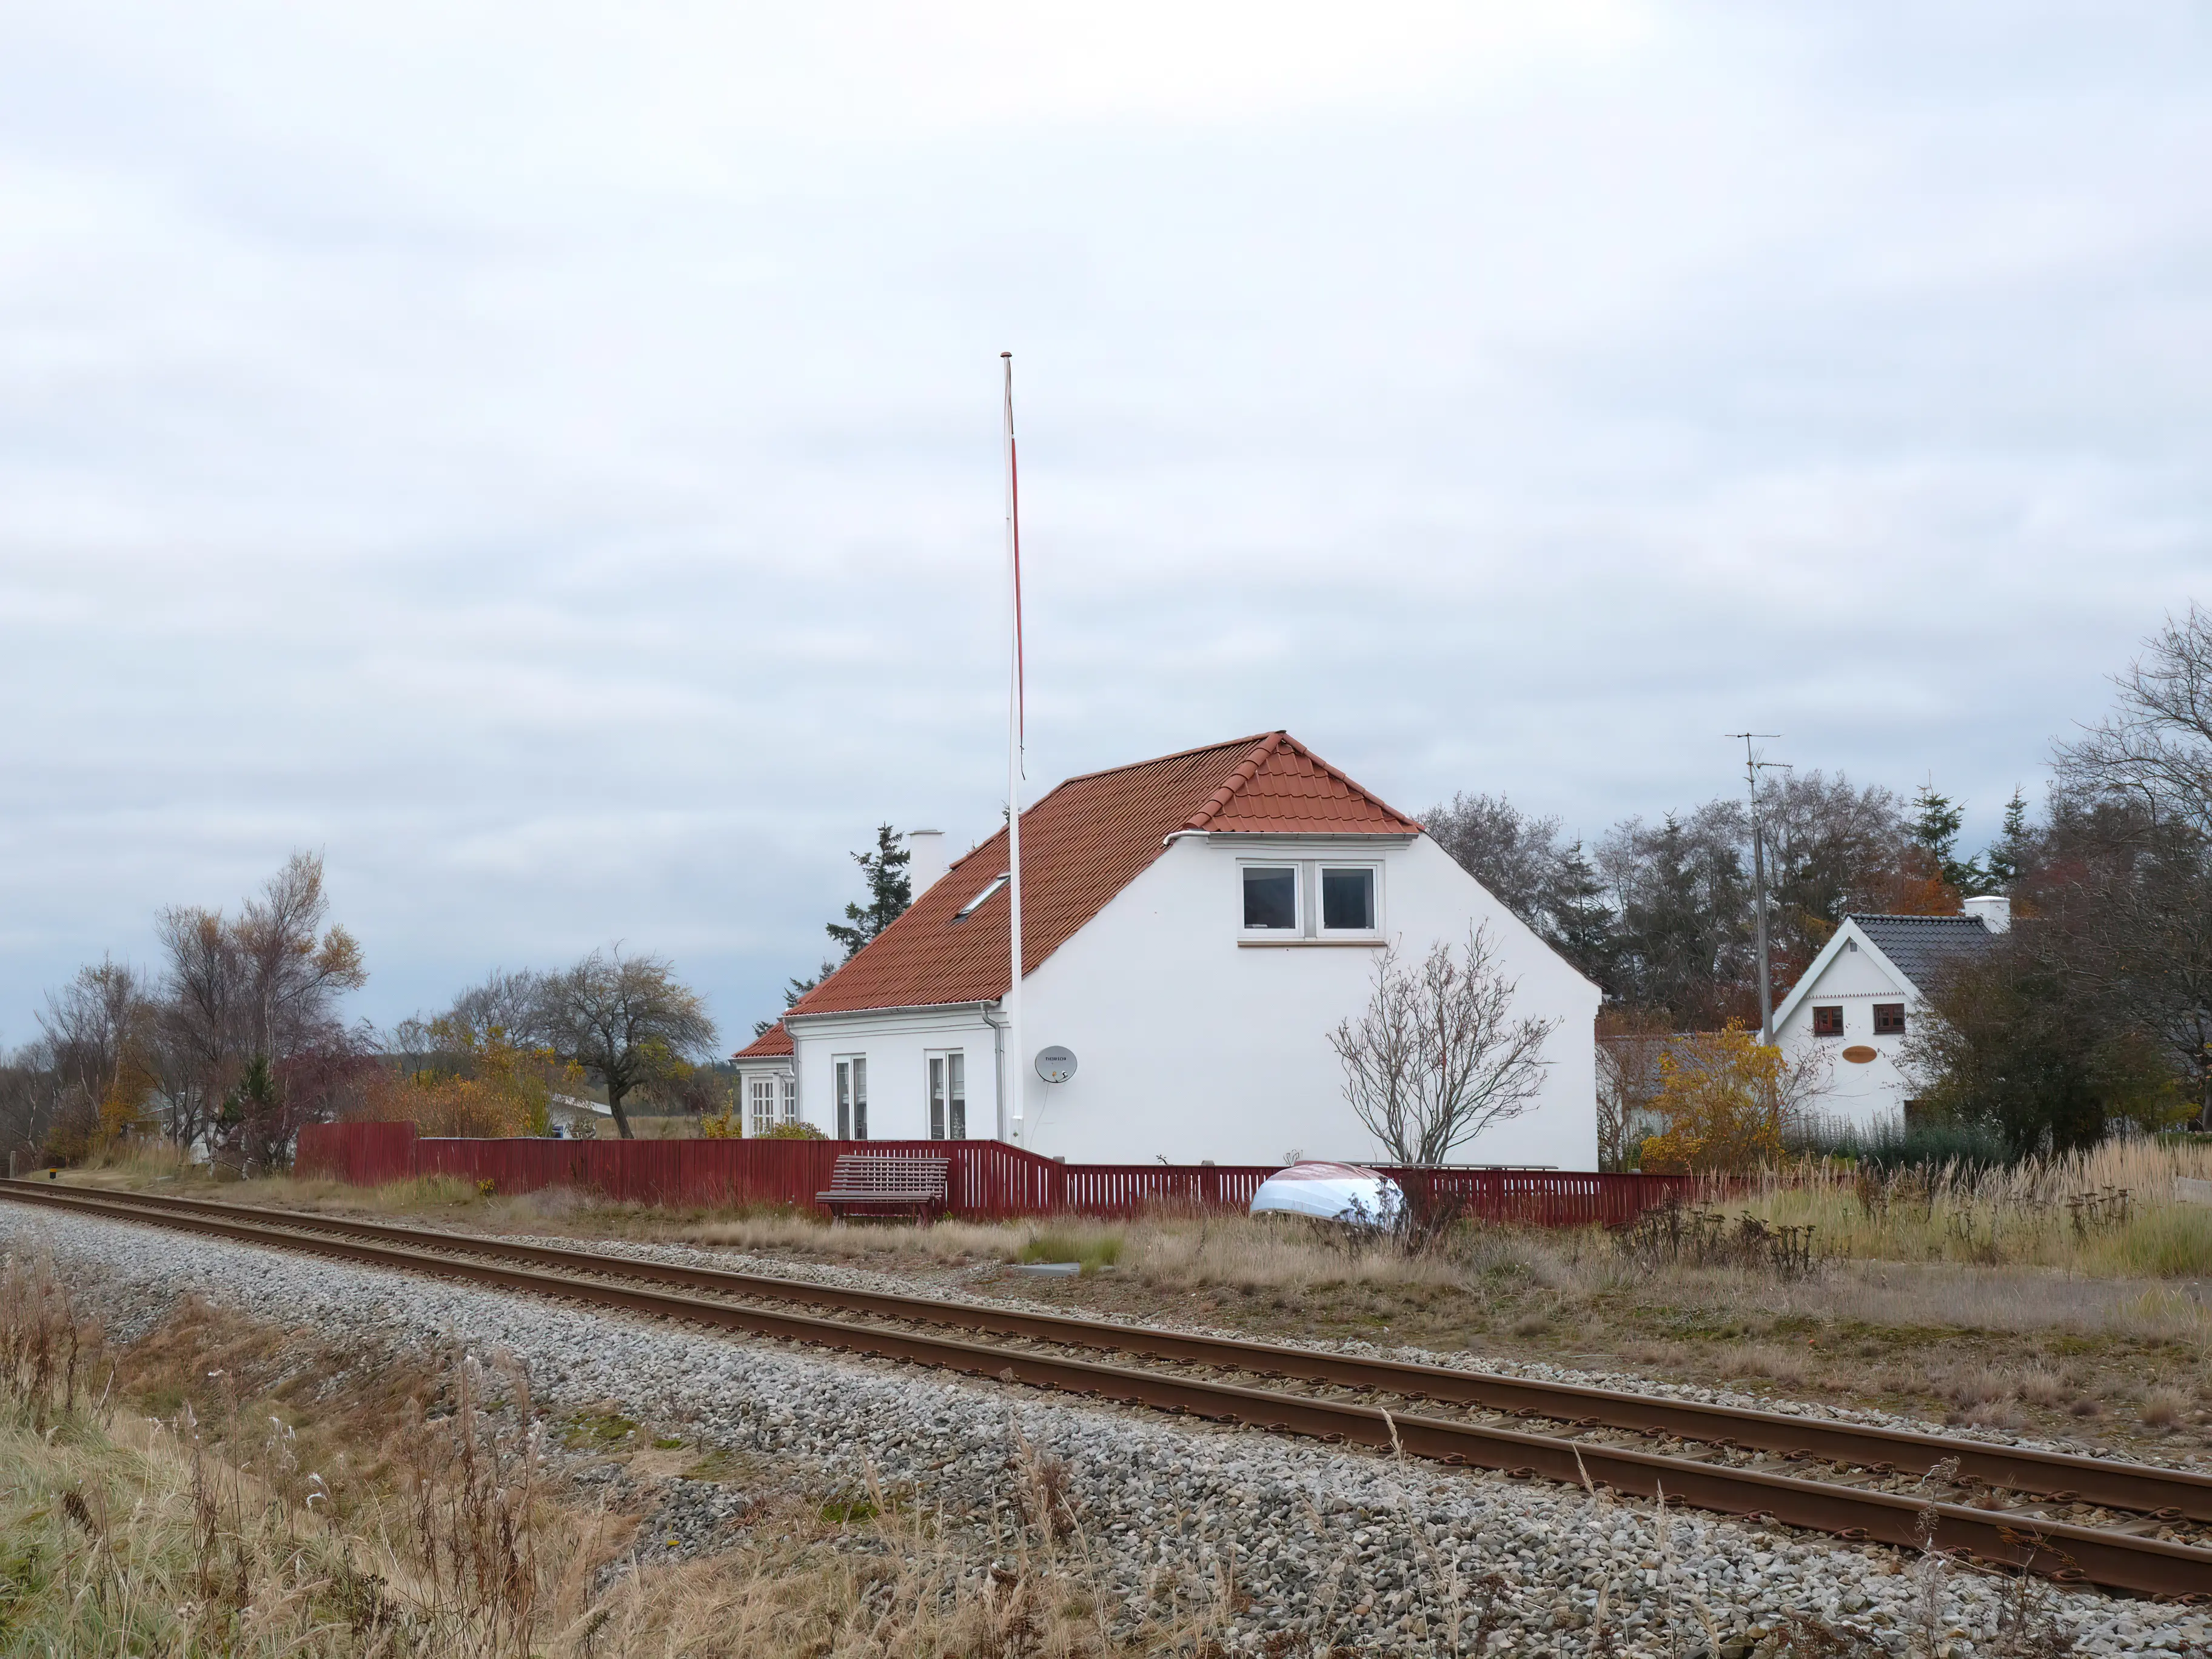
left=1727, top=1136, right=2212, bottom=1276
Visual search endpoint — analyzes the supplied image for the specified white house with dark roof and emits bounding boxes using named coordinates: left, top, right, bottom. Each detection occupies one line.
left=1771, top=897, right=2011, bottom=1128
left=734, top=732, right=1602, bottom=1168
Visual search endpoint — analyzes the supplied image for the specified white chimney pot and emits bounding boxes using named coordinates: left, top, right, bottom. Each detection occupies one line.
left=1963, top=894, right=2011, bottom=933
left=905, top=829, right=948, bottom=896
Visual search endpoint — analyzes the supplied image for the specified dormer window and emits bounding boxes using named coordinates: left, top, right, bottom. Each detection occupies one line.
left=1239, top=858, right=1383, bottom=940
left=1242, top=866, right=1298, bottom=930
left=955, top=873, right=1008, bottom=920
left=1321, top=867, right=1375, bottom=931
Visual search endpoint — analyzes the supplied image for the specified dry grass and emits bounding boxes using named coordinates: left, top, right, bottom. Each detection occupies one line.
left=1726, top=1137, right=2212, bottom=1278
left=0, top=1245, right=1242, bottom=1658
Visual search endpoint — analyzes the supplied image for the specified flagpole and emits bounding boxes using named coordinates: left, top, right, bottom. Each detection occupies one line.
left=1000, top=352, right=1025, bottom=1145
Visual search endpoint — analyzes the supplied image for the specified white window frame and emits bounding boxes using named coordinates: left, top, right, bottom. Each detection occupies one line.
left=1238, top=862, right=1302, bottom=936
left=833, top=1054, right=868, bottom=1140
left=746, top=1074, right=782, bottom=1137
left=925, top=1049, right=968, bottom=1141
left=1316, top=862, right=1382, bottom=938
left=956, top=873, right=1009, bottom=920
left=1239, top=857, right=1384, bottom=941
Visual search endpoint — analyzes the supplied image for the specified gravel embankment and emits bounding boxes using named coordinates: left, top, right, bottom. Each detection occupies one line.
left=503, top=1228, right=2208, bottom=1470
left=9, top=1206, right=2204, bottom=1657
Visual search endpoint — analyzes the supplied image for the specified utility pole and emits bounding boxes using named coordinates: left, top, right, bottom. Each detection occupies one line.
left=1726, top=732, right=1791, bottom=1045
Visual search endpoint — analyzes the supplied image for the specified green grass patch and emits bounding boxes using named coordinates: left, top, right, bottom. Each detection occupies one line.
left=819, top=1496, right=879, bottom=1525
left=683, top=1447, right=751, bottom=1484
left=2110, top=1205, right=2212, bottom=1278
left=558, top=1410, right=638, bottom=1453
left=1017, top=1230, right=1124, bottom=1275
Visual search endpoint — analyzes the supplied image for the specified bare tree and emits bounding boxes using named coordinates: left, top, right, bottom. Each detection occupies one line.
left=540, top=948, right=717, bottom=1139
left=2048, top=605, right=2212, bottom=1122
left=1327, top=926, right=1560, bottom=1168
left=0, top=1042, right=60, bottom=1168
left=443, top=968, right=553, bottom=1047
left=150, top=852, right=367, bottom=1165
left=37, top=958, right=156, bottom=1119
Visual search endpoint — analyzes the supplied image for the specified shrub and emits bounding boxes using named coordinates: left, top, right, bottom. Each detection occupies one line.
left=1789, top=1114, right=2016, bottom=1175
left=1638, top=1024, right=1786, bottom=1175
left=761, top=1120, right=826, bottom=1141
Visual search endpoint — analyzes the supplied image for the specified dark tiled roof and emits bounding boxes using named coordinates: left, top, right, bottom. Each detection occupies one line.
left=785, top=732, right=1416, bottom=1017
left=1848, top=914, right=2003, bottom=991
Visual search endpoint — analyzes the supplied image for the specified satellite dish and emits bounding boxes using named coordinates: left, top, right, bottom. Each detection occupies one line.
left=1035, top=1046, right=1077, bottom=1084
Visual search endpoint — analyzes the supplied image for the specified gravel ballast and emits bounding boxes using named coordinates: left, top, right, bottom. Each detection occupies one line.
left=9, top=1205, right=2206, bottom=1657
left=509, top=1230, right=2207, bottom=1472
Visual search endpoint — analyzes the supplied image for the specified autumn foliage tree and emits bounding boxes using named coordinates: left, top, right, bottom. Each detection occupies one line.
left=380, top=1017, right=581, bottom=1138
left=1637, top=1023, right=1828, bottom=1175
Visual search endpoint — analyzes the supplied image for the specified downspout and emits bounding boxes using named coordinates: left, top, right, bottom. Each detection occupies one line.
left=984, top=1005, right=1008, bottom=1143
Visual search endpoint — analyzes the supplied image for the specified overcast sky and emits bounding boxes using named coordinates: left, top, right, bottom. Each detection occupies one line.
left=2, top=2, right=2207, bottom=1042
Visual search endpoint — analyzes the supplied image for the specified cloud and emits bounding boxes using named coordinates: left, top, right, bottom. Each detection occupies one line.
left=0, top=2, right=2205, bottom=1038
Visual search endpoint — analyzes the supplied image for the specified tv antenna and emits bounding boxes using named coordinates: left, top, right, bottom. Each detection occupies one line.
left=1726, top=732, right=1793, bottom=1044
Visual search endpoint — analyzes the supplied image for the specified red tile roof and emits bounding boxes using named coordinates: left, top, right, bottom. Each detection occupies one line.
left=1182, top=731, right=1424, bottom=834
left=732, top=1022, right=793, bottom=1059
left=783, top=732, right=1421, bottom=1017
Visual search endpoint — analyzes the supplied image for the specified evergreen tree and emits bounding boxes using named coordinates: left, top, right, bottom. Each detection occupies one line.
left=823, top=823, right=913, bottom=961
left=1544, top=839, right=1615, bottom=984
left=1984, top=788, right=2033, bottom=889
left=1911, top=783, right=1987, bottom=894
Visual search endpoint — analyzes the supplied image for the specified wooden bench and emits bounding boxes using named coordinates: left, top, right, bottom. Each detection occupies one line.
left=816, top=1154, right=951, bottom=1222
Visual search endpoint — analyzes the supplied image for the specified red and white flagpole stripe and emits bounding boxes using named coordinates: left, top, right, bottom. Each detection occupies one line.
left=1001, top=352, right=1025, bottom=1144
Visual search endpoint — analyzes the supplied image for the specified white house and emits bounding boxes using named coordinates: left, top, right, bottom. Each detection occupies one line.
left=733, top=732, right=1601, bottom=1168
left=1771, top=897, right=2011, bottom=1130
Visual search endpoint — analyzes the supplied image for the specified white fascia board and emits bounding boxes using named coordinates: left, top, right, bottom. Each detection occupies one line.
left=1202, top=831, right=1418, bottom=849
left=1772, top=920, right=1858, bottom=1033
left=783, top=1001, right=997, bottom=1042
left=1854, top=933, right=1932, bottom=1011
left=1772, top=918, right=1916, bottom=1031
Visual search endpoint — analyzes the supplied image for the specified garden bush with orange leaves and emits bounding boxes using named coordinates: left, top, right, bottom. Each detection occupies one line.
left=387, top=1021, right=582, bottom=1138
left=1638, top=1022, right=1828, bottom=1175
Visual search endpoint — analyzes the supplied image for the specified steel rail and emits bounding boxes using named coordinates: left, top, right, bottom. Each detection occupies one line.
left=5, top=1179, right=2209, bottom=1599
left=10, top=1179, right=2208, bottom=1528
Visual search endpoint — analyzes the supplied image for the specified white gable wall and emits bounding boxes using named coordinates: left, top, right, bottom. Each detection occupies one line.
left=1011, top=833, right=1599, bottom=1167
left=1772, top=927, right=1916, bottom=1130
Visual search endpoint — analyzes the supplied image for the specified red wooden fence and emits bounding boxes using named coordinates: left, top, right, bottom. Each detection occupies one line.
left=295, top=1122, right=1692, bottom=1227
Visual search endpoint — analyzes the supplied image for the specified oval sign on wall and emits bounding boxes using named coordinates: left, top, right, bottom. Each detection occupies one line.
left=1842, top=1045, right=1878, bottom=1064
left=1035, top=1046, right=1078, bottom=1084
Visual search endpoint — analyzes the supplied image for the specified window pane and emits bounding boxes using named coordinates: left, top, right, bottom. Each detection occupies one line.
left=948, top=1053, right=966, bottom=1141
left=853, top=1057, right=868, bottom=1139
left=1242, top=866, right=1296, bottom=929
left=1874, top=1004, right=1905, bottom=1036
left=1321, top=868, right=1374, bottom=930
left=1813, top=1006, right=1842, bottom=1037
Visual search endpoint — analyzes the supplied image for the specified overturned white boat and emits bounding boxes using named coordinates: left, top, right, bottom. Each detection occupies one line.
left=1249, top=1161, right=1403, bottom=1228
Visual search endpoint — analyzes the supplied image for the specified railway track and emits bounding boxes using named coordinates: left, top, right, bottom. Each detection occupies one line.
left=6, top=1178, right=2209, bottom=1600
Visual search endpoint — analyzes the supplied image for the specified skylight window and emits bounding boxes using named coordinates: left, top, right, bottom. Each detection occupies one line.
left=955, top=873, right=1009, bottom=920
